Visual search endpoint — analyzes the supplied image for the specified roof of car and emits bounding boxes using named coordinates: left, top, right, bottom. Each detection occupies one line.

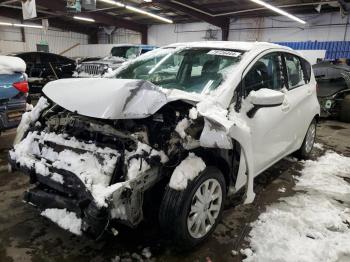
left=165, top=41, right=290, bottom=51
left=111, top=44, right=157, bottom=48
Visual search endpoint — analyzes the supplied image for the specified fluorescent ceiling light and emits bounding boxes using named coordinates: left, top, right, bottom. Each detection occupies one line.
left=98, top=0, right=124, bottom=7
left=73, top=16, right=95, bottom=22
left=0, top=22, right=12, bottom=26
left=0, top=22, right=42, bottom=29
left=13, top=23, right=43, bottom=28
left=98, top=0, right=173, bottom=23
left=126, top=5, right=173, bottom=23
left=249, top=0, right=306, bottom=24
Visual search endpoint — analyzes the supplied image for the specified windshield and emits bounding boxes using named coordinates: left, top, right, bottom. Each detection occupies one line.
left=116, top=48, right=243, bottom=94
left=111, top=46, right=140, bottom=59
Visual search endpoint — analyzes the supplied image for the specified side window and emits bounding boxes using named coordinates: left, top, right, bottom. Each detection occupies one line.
left=284, top=53, right=307, bottom=89
left=301, top=57, right=311, bottom=84
left=243, top=52, right=284, bottom=97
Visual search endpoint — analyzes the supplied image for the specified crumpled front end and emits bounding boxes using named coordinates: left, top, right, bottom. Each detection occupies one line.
left=9, top=98, right=168, bottom=238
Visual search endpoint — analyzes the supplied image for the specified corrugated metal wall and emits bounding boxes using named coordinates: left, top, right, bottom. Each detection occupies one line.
left=276, top=41, right=350, bottom=60
left=0, top=15, right=88, bottom=55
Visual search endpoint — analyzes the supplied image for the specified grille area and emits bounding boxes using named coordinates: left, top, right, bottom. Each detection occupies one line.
left=80, top=63, right=105, bottom=76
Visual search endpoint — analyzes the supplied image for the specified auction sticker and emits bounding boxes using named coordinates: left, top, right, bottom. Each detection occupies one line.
left=207, top=50, right=241, bottom=57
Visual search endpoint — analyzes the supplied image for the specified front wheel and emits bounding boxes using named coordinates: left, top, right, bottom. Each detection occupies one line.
left=296, top=119, right=317, bottom=159
left=159, top=166, right=226, bottom=248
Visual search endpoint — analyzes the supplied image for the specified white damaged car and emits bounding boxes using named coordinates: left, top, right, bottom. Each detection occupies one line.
left=9, top=41, right=320, bottom=246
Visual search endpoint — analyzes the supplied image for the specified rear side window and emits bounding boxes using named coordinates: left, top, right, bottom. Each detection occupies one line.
left=284, top=53, right=309, bottom=89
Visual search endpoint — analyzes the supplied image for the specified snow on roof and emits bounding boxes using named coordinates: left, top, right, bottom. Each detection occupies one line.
left=0, top=55, right=26, bottom=74
left=165, top=41, right=288, bottom=52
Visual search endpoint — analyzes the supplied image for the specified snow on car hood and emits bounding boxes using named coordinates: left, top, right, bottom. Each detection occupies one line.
left=43, top=78, right=201, bottom=119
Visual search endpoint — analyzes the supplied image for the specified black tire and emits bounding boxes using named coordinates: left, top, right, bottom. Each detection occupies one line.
left=295, top=119, right=317, bottom=159
left=339, top=95, right=350, bottom=123
left=159, top=166, right=226, bottom=249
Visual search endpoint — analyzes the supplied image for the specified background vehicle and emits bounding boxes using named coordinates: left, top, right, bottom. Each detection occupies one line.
left=313, top=60, right=350, bottom=122
left=9, top=42, right=319, bottom=247
left=74, top=44, right=157, bottom=78
left=11, top=52, right=76, bottom=94
left=0, top=56, right=28, bottom=133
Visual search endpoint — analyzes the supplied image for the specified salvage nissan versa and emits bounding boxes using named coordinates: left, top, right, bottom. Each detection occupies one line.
left=9, top=41, right=320, bottom=247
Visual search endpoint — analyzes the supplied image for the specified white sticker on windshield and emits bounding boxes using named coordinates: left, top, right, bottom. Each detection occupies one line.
left=207, top=50, right=241, bottom=57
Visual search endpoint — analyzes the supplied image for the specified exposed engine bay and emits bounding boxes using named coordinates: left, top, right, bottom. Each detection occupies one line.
left=9, top=97, right=214, bottom=238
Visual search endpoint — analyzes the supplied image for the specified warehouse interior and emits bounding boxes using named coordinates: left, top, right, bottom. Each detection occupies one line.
left=1, top=1, right=350, bottom=262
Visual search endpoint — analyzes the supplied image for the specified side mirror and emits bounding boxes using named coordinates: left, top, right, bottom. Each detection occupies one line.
left=247, top=89, right=285, bottom=118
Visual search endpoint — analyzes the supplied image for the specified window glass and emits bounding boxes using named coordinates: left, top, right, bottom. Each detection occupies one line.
left=301, top=57, right=311, bottom=84
left=285, top=53, right=306, bottom=89
left=40, top=53, right=57, bottom=64
left=243, top=52, right=284, bottom=97
left=111, top=46, right=140, bottom=59
left=116, top=48, right=243, bottom=94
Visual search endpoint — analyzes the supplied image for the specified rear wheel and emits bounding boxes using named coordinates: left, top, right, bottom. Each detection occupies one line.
left=159, top=166, right=226, bottom=248
left=296, top=119, right=316, bottom=159
left=339, top=95, right=350, bottom=123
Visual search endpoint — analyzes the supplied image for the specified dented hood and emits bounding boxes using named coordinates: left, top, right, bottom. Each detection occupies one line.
left=43, top=78, right=200, bottom=119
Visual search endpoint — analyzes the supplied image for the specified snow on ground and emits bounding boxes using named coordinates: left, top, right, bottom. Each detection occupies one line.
left=314, top=143, right=324, bottom=150
left=242, top=151, right=350, bottom=262
left=41, top=208, right=82, bottom=235
left=169, top=153, right=206, bottom=190
left=0, top=56, right=26, bottom=74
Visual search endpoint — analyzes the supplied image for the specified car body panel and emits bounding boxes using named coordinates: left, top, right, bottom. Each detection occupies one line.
left=0, top=64, right=27, bottom=131
left=9, top=41, right=320, bottom=237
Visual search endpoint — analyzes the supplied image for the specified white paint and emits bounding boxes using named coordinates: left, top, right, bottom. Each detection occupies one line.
left=43, top=78, right=168, bottom=120
left=249, top=89, right=286, bottom=106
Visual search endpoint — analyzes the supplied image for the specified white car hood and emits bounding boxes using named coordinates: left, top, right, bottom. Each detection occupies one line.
left=43, top=78, right=201, bottom=119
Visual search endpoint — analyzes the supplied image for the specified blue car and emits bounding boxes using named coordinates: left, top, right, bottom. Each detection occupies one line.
left=0, top=56, right=28, bottom=133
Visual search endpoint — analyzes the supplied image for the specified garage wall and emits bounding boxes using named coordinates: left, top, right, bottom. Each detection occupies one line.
left=0, top=16, right=88, bottom=55
left=97, top=28, right=141, bottom=44
left=148, top=12, right=350, bottom=46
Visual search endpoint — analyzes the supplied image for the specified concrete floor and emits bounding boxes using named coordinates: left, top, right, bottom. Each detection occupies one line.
left=0, top=120, right=349, bottom=262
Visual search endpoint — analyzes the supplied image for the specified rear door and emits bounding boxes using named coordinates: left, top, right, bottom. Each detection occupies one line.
left=282, top=52, right=313, bottom=149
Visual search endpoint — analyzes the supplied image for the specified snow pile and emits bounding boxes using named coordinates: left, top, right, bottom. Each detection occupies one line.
left=175, top=117, right=190, bottom=139
left=41, top=208, right=82, bottom=235
left=10, top=130, right=121, bottom=207
left=243, top=151, right=350, bottom=262
left=14, top=97, right=50, bottom=145
left=189, top=107, right=198, bottom=120
left=125, top=141, right=168, bottom=180
left=0, top=56, right=26, bottom=74
left=169, top=153, right=206, bottom=190
left=314, top=143, right=324, bottom=150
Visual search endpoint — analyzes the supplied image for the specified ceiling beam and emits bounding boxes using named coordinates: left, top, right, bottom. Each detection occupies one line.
left=0, top=6, right=93, bottom=34
left=35, top=0, right=147, bottom=33
left=153, top=0, right=230, bottom=40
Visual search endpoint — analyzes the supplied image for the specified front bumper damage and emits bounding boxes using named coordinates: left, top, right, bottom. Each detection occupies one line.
left=9, top=129, right=163, bottom=239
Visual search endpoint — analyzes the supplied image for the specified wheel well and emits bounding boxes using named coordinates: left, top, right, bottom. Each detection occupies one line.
left=193, top=149, right=235, bottom=189
left=315, top=114, right=320, bottom=123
